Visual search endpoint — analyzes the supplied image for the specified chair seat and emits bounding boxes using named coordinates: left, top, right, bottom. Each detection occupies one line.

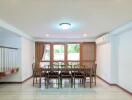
left=48, top=71, right=59, bottom=79
left=60, top=71, right=71, bottom=75
left=41, top=72, right=48, bottom=76
left=74, top=75, right=85, bottom=78
left=60, top=75, right=72, bottom=78
left=86, top=74, right=95, bottom=77
left=73, top=71, right=86, bottom=79
left=72, top=72, right=85, bottom=76
left=48, top=76, right=59, bottom=78
left=48, top=72, right=59, bottom=75
left=60, top=72, right=72, bottom=78
left=34, top=72, right=47, bottom=77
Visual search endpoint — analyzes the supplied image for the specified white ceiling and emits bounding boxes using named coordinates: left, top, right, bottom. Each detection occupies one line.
left=0, top=0, right=132, bottom=40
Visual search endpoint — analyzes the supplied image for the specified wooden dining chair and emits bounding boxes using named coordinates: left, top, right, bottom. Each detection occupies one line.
left=60, top=65, right=73, bottom=88
left=47, top=65, right=60, bottom=88
left=39, top=67, right=49, bottom=88
left=91, top=64, right=97, bottom=85
left=72, top=65, right=86, bottom=88
left=32, top=63, right=40, bottom=86
left=32, top=63, right=48, bottom=88
left=85, top=65, right=93, bottom=88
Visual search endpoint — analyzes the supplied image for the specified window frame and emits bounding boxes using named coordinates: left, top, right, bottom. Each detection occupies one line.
left=40, top=42, right=96, bottom=67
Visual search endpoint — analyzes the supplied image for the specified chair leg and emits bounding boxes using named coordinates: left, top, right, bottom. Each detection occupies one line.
left=90, top=76, right=92, bottom=88
left=56, top=79, right=57, bottom=84
left=33, top=77, right=35, bottom=86
left=82, top=79, right=84, bottom=88
left=45, top=77, right=47, bottom=88
left=58, top=78, right=59, bottom=89
left=39, top=76, right=41, bottom=88
left=60, top=78, right=62, bottom=88
left=71, top=78, right=73, bottom=88
left=74, top=78, right=75, bottom=88
left=90, top=77, right=93, bottom=84
left=80, top=79, right=81, bottom=84
left=47, top=78, right=49, bottom=88
left=94, top=76, right=96, bottom=86
left=84, top=78, right=86, bottom=88
left=36, top=77, right=37, bottom=83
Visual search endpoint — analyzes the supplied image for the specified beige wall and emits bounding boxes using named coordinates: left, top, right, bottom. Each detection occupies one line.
left=21, top=37, right=35, bottom=81
left=97, top=25, right=132, bottom=93
left=0, top=32, right=35, bottom=82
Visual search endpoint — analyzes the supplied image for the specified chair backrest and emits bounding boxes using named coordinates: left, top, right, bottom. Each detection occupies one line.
left=61, top=65, right=72, bottom=73
left=32, top=63, right=35, bottom=71
left=84, top=64, right=93, bottom=76
left=32, top=63, right=39, bottom=72
left=67, top=64, right=72, bottom=68
left=73, top=64, right=81, bottom=73
left=60, top=64, right=65, bottom=68
left=32, top=63, right=35, bottom=75
left=49, top=64, right=59, bottom=73
left=32, top=63, right=42, bottom=76
left=79, top=65, right=85, bottom=72
left=92, top=63, right=97, bottom=76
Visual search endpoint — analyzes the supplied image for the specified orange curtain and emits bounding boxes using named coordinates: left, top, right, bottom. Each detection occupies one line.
left=80, top=42, right=96, bottom=67
left=35, top=42, right=44, bottom=68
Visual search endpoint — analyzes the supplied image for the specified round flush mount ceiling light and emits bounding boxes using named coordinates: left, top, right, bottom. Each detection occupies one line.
left=83, top=33, right=88, bottom=37
left=45, top=34, right=49, bottom=37
left=59, top=23, right=71, bottom=30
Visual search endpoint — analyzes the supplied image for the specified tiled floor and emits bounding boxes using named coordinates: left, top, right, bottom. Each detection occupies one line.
left=0, top=78, right=131, bottom=100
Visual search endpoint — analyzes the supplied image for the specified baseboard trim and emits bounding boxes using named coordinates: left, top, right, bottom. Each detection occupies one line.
left=97, top=76, right=116, bottom=86
left=22, top=76, right=32, bottom=83
left=97, top=75, right=132, bottom=96
left=116, top=84, right=132, bottom=96
left=0, top=76, right=32, bottom=84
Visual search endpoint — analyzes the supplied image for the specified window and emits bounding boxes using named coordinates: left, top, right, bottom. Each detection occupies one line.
left=53, top=45, right=64, bottom=61
left=41, top=44, right=50, bottom=68
left=42, top=44, right=50, bottom=61
left=36, top=42, right=95, bottom=68
left=40, top=62, right=50, bottom=68
left=67, top=44, right=80, bottom=61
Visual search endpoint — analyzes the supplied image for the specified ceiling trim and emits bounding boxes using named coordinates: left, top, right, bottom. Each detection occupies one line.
left=0, top=19, right=34, bottom=41
left=110, top=21, right=132, bottom=35
left=35, top=38, right=95, bottom=42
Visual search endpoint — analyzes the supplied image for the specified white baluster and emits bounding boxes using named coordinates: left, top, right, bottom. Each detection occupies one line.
left=0, top=47, right=19, bottom=74
left=1, top=48, right=3, bottom=72
left=4, top=48, right=6, bottom=71
left=0, top=48, right=1, bottom=72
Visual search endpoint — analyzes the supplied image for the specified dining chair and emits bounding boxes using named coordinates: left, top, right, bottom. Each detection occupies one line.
left=32, top=63, right=39, bottom=86
left=47, top=65, right=60, bottom=88
left=32, top=63, right=47, bottom=88
left=40, top=67, right=49, bottom=88
left=85, top=65, right=93, bottom=88
left=72, top=65, right=86, bottom=88
left=91, top=64, right=97, bottom=85
left=60, top=65, right=73, bottom=88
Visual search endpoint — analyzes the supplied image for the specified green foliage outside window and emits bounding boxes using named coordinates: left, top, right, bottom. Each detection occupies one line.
left=68, top=44, right=80, bottom=53
left=54, top=44, right=80, bottom=53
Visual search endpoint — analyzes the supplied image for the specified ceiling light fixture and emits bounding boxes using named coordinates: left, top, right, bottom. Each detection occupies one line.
left=83, top=33, right=88, bottom=37
left=45, top=34, right=49, bottom=37
left=59, top=23, right=71, bottom=30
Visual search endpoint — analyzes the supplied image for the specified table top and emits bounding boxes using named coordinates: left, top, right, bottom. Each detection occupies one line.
left=40, top=67, right=92, bottom=71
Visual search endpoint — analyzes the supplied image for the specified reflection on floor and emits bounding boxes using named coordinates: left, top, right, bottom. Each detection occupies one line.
left=0, top=78, right=131, bottom=100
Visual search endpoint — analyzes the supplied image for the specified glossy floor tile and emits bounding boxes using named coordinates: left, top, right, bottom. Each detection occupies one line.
left=0, top=78, right=131, bottom=100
